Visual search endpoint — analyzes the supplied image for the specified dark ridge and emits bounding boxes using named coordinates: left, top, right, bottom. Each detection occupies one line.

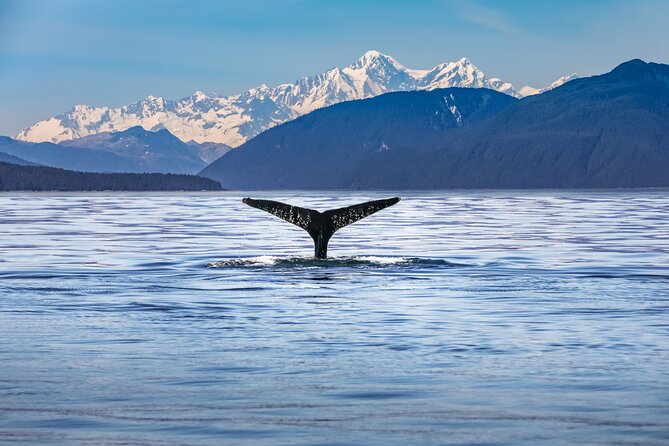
left=0, top=162, right=223, bottom=191
left=0, top=151, right=37, bottom=166
left=200, top=59, right=669, bottom=189
left=200, top=87, right=517, bottom=189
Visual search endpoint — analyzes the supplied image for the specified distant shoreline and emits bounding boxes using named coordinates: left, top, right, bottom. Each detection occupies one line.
left=2, top=187, right=667, bottom=194
left=0, top=162, right=223, bottom=192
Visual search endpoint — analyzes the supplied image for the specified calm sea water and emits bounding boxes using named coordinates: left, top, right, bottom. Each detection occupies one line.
left=1, top=191, right=668, bottom=445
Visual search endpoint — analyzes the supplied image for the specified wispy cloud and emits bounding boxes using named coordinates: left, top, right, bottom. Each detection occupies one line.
left=451, top=1, right=519, bottom=33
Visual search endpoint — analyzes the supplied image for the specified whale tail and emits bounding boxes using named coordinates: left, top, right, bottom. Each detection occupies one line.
left=242, top=197, right=400, bottom=259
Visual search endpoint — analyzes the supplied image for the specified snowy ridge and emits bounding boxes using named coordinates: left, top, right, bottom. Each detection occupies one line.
left=519, top=73, right=579, bottom=96
left=17, top=51, right=575, bottom=146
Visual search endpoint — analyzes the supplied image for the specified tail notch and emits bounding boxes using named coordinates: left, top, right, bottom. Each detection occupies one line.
left=242, top=197, right=400, bottom=259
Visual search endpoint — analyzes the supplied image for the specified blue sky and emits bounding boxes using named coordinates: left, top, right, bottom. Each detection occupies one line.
left=1, top=0, right=668, bottom=136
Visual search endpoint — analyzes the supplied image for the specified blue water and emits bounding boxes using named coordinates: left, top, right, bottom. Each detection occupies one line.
left=1, top=191, right=668, bottom=445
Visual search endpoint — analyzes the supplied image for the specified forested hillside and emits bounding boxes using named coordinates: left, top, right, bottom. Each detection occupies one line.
left=0, top=162, right=222, bottom=191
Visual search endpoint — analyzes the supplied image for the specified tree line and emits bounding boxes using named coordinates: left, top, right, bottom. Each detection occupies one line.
left=0, top=162, right=223, bottom=191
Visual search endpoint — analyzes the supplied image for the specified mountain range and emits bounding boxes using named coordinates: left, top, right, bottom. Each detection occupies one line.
left=0, top=126, right=210, bottom=174
left=16, top=51, right=574, bottom=147
left=4, top=56, right=667, bottom=190
left=200, top=59, right=669, bottom=189
left=0, top=151, right=34, bottom=166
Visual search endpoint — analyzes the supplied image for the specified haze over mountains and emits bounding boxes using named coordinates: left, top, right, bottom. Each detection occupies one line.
left=16, top=51, right=574, bottom=147
left=201, top=59, right=669, bottom=189
left=0, top=151, right=34, bottom=166
left=0, top=126, right=208, bottom=174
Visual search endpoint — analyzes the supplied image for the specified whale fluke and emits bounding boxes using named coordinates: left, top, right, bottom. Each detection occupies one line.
left=242, top=197, right=400, bottom=259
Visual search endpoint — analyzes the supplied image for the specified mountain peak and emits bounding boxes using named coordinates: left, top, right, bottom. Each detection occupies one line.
left=110, top=125, right=180, bottom=141
left=610, top=58, right=649, bottom=76
left=519, top=73, right=580, bottom=97
left=249, top=83, right=271, bottom=93
left=192, top=90, right=208, bottom=101
left=548, top=73, right=579, bottom=89
left=361, top=49, right=386, bottom=59
left=352, top=50, right=401, bottom=69
left=139, top=95, right=165, bottom=108
left=123, top=125, right=149, bottom=135
left=617, top=58, right=647, bottom=67
left=72, top=104, right=97, bottom=112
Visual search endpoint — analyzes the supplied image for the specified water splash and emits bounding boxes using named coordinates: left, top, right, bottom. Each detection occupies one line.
left=206, top=255, right=466, bottom=269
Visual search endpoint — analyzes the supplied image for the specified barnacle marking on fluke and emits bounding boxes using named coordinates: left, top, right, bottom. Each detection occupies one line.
left=242, top=197, right=400, bottom=259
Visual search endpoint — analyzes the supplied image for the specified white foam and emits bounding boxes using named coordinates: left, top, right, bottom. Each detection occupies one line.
left=207, top=256, right=281, bottom=268
left=349, top=256, right=412, bottom=264
left=207, top=255, right=425, bottom=269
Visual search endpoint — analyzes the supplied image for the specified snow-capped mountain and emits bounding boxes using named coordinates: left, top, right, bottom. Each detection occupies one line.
left=17, top=51, right=573, bottom=147
left=518, top=73, right=579, bottom=96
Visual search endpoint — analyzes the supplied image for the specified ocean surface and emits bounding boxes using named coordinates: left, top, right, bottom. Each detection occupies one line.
left=1, top=191, right=668, bottom=445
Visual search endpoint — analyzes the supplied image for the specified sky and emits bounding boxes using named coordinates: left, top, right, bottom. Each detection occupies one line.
left=1, top=0, right=668, bottom=136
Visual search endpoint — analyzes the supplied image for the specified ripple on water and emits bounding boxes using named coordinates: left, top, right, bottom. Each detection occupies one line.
left=1, top=191, right=669, bottom=446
